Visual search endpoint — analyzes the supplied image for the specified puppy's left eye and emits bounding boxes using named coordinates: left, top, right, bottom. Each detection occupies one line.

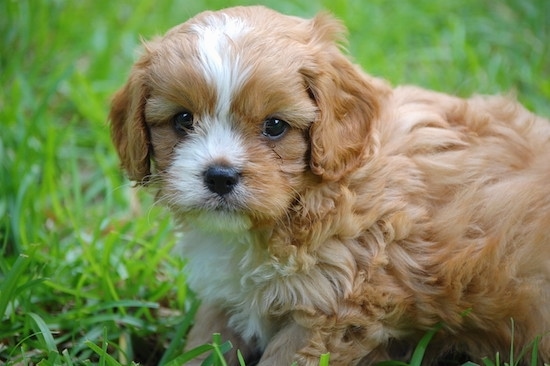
left=262, top=118, right=289, bottom=139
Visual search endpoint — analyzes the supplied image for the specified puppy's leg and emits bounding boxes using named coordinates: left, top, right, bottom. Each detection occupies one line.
left=260, top=322, right=382, bottom=366
left=258, top=322, right=309, bottom=366
left=185, top=304, right=260, bottom=366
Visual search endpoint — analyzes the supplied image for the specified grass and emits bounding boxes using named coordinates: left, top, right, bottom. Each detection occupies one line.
left=1, top=0, right=548, bottom=364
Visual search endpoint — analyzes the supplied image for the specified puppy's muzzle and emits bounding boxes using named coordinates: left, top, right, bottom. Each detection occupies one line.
left=203, top=165, right=240, bottom=196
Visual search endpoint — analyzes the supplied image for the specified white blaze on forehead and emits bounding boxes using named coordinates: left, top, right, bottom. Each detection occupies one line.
left=192, top=14, right=251, bottom=117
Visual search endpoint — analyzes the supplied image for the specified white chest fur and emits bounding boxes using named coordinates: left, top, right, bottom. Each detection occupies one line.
left=180, top=225, right=278, bottom=345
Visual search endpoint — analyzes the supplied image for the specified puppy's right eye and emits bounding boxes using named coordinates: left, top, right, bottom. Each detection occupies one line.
left=173, top=111, right=194, bottom=134
left=262, top=118, right=289, bottom=140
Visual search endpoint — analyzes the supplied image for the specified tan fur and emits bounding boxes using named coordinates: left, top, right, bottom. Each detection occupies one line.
left=110, top=6, right=550, bottom=365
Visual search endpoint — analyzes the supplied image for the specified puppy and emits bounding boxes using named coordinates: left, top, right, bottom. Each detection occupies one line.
left=110, top=6, right=550, bottom=365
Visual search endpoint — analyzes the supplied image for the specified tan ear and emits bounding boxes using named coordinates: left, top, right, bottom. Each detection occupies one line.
left=302, top=13, right=381, bottom=181
left=109, top=63, right=152, bottom=183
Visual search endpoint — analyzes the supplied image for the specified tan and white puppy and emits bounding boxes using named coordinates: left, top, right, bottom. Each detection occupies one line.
left=110, top=6, right=550, bottom=365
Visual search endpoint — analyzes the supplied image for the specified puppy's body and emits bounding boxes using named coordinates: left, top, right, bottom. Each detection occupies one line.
left=110, top=6, right=550, bottom=365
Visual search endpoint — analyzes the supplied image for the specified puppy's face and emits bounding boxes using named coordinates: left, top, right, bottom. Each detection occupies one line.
left=110, top=6, right=379, bottom=231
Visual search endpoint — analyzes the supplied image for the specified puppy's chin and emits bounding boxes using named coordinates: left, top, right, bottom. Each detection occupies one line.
left=179, top=209, right=253, bottom=233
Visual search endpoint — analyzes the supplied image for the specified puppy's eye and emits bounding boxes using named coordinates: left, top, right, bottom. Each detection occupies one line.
left=262, top=118, right=289, bottom=139
left=173, top=111, right=194, bottom=134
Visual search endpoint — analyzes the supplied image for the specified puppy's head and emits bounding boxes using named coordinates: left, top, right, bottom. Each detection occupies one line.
left=110, top=6, right=379, bottom=230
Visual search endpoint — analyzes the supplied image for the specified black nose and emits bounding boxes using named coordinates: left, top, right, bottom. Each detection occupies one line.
left=203, top=165, right=240, bottom=196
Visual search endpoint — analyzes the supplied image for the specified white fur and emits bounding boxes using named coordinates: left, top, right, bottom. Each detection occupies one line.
left=192, top=14, right=251, bottom=117
left=181, top=225, right=276, bottom=346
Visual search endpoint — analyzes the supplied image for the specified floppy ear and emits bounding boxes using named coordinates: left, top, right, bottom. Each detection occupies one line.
left=302, top=13, right=381, bottom=181
left=109, top=62, right=152, bottom=183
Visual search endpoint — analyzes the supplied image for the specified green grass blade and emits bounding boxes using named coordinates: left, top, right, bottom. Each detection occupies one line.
left=61, top=349, right=76, bottom=366
left=237, top=349, right=246, bottom=366
left=0, top=252, right=32, bottom=319
left=409, top=323, right=443, bottom=366
left=163, top=344, right=214, bottom=366
left=86, top=340, right=123, bottom=366
left=28, top=312, right=57, bottom=353
left=203, top=334, right=232, bottom=366
left=509, top=318, right=515, bottom=365
left=530, top=335, right=540, bottom=366
left=319, top=353, right=330, bottom=366
left=159, top=299, right=200, bottom=365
